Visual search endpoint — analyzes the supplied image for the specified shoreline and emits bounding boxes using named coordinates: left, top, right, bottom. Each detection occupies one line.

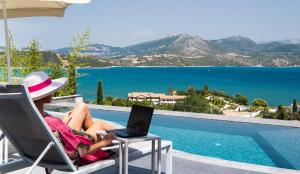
left=76, top=66, right=300, bottom=107
left=76, top=65, right=300, bottom=69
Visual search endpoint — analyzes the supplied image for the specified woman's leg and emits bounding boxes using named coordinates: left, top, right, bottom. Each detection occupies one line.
left=66, top=102, right=94, bottom=132
left=86, top=120, right=115, bottom=141
left=67, top=102, right=115, bottom=132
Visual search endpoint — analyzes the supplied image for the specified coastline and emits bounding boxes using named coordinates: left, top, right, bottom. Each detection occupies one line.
left=76, top=65, right=300, bottom=69
left=76, top=66, right=300, bottom=107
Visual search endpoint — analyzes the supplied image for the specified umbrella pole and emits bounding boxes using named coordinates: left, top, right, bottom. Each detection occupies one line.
left=2, top=0, right=12, bottom=84
left=1, top=0, right=9, bottom=164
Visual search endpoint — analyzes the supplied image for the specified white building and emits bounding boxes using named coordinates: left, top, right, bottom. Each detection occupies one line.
left=128, top=92, right=186, bottom=105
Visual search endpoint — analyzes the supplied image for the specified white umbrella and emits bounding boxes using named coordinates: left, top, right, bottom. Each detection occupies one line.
left=0, top=0, right=90, bottom=84
left=0, top=0, right=90, bottom=164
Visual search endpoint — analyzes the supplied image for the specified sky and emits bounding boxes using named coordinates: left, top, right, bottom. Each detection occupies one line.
left=0, top=0, right=299, bottom=50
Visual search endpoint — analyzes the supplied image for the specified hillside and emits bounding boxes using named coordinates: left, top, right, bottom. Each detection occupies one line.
left=51, top=34, right=300, bottom=67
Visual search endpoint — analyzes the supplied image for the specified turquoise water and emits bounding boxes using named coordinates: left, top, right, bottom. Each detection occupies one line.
left=77, top=67, right=300, bottom=106
left=90, top=109, right=300, bottom=170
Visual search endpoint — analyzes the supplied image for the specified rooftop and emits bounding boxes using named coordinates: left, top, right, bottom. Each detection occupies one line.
left=128, top=92, right=186, bottom=100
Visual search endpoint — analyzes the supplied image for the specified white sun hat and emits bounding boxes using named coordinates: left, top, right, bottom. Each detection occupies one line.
left=24, top=71, right=68, bottom=101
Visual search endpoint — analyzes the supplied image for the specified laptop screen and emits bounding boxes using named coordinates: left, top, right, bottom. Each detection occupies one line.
left=127, top=105, right=154, bottom=133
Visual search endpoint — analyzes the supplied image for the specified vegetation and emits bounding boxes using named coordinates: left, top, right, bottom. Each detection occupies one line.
left=173, top=95, right=211, bottom=113
left=292, top=99, right=298, bottom=113
left=21, top=39, right=44, bottom=75
left=252, top=99, right=268, bottom=107
left=261, top=99, right=300, bottom=120
left=94, top=84, right=253, bottom=114
left=234, top=94, right=248, bottom=105
left=1, top=32, right=299, bottom=120
left=0, top=30, right=90, bottom=97
left=96, top=80, right=104, bottom=105
left=276, top=105, right=288, bottom=120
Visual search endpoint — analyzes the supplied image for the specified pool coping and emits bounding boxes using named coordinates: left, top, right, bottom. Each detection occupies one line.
left=173, top=150, right=300, bottom=174
left=48, top=102, right=300, bottom=128
left=46, top=106, right=300, bottom=174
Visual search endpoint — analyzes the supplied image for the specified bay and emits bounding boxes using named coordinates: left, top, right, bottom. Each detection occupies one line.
left=77, top=67, right=300, bottom=106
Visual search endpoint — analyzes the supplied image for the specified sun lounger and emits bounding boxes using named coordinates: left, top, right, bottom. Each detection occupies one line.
left=0, top=85, right=172, bottom=174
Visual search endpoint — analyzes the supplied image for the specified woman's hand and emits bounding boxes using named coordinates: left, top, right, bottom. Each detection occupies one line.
left=87, top=133, right=115, bottom=154
left=102, top=133, right=115, bottom=146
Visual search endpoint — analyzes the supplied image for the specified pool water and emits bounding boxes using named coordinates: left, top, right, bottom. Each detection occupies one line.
left=90, top=109, right=300, bottom=170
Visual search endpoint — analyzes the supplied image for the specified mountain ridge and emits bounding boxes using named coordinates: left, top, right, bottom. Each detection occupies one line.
left=50, top=34, right=300, bottom=66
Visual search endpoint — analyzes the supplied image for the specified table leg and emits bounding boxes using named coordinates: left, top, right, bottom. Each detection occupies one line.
left=119, top=142, right=122, bottom=174
left=157, top=139, right=161, bottom=174
left=151, top=140, right=155, bottom=174
left=4, top=137, right=8, bottom=163
left=166, top=144, right=173, bottom=174
left=124, top=142, right=128, bottom=174
left=0, top=135, right=3, bottom=164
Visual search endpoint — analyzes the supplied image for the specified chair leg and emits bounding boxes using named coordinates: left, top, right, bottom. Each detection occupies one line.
left=45, top=168, right=53, bottom=174
left=26, top=142, right=54, bottom=174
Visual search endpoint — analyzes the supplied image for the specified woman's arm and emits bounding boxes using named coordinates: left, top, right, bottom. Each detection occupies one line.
left=86, top=133, right=114, bottom=154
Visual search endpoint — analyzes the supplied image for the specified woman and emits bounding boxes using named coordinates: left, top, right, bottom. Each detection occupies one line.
left=24, top=71, right=115, bottom=166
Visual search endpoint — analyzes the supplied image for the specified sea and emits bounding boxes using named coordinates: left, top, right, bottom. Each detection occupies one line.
left=77, top=67, right=300, bottom=106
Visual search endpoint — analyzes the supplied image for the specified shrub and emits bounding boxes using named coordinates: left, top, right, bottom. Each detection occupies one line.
left=234, top=94, right=248, bottom=105
left=96, top=80, right=103, bottom=105
left=173, top=95, right=211, bottom=113
left=111, top=98, right=127, bottom=106
left=276, top=105, right=288, bottom=120
left=252, top=99, right=268, bottom=107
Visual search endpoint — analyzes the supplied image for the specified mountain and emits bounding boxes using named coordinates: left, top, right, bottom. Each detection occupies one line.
left=257, top=42, right=300, bottom=54
left=52, top=44, right=130, bottom=57
left=53, top=34, right=221, bottom=58
left=50, top=34, right=300, bottom=66
left=208, top=35, right=257, bottom=52
left=126, top=34, right=219, bottom=57
left=276, top=39, right=300, bottom=44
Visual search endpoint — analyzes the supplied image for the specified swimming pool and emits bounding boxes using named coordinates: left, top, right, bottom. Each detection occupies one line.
left=88, top=109, right=300, bottom=170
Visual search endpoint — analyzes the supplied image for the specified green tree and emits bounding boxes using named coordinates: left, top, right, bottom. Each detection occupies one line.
left=0, top=32, right=19, bottom=82
left=292, top=99, right=298, bottom=113
left=8, top=32, right=20, bottom=67
left=104, top=96, right=114, bottom=105
left=234, top=94, right=248, bottom=105
left=276, top=105, right=288, bottom=120
left=21, top=39, right=44, bottom=75
left=63, top=29, right=90, bottom=95
left=68, top=64, right=77, bottom=95
left=111, top=98, right=127, bottom=106
left=68, top=29, right=90, bottom=65
left=97, top=80, right=104, bottom=105
left=252, top=99, right=268, bottom=107
left=0, top=55, right=7, bottom=82
left=48, top=56, right=70, bottom=96
left=174, top=95, right=211, bottom=113
left=202, top=84, right=209, bottom=95
left=186, top=86, right=196, bottom=96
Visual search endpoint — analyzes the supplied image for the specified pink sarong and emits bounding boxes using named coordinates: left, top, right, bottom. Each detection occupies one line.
left=45, top=115, right=109, bottom=165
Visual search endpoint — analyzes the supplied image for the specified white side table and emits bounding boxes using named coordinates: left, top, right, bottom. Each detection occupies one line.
left=0, top=131, right=8, bottom=164
left=115, top=134, right=161, bottom=174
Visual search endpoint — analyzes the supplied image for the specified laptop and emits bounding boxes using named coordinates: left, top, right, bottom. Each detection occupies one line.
left=109, top=105, right=154, bottom=138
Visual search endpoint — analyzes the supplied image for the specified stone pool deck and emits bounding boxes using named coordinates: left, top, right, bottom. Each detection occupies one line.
left=5, top=147, right=300, bottom=174
left=43, top=102, right=300, bottom=174
left=4, top=102, right=300, bottom=174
